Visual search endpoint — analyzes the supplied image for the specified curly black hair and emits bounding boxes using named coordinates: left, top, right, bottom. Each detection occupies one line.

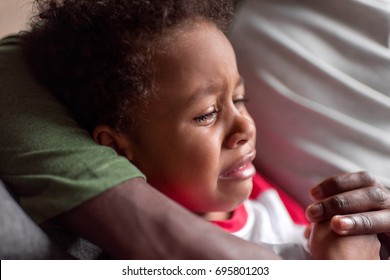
left=21, top=0, right=235, bottom=133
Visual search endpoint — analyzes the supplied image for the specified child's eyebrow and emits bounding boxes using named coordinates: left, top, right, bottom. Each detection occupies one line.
left=187, top=76, right=243, bottom=106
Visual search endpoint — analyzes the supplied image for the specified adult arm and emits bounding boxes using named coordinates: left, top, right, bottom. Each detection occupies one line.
left=54, top=177, right=280, bottom=259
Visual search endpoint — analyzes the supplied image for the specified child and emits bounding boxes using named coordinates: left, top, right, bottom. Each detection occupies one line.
left=21, top=0, right=382, bottom=259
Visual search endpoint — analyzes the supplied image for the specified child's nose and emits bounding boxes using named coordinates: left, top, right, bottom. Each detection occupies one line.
left=225, top=112, right=256, bottom=149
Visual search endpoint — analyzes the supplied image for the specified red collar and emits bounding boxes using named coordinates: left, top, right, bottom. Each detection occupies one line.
left=211, top=203, right=248, bottom=233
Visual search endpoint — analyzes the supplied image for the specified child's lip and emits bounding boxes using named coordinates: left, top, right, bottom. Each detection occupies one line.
left=219, top=150, right=256, bottom=180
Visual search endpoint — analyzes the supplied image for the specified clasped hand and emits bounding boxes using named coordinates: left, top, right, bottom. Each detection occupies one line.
left=306, top=171, right=390, bottom=259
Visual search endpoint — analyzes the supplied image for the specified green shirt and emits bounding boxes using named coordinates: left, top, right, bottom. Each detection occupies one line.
left=0, top=35, right=144, bottom=224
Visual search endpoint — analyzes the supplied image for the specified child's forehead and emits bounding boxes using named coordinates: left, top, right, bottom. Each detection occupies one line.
left=150, top=24, right=240, bottom=103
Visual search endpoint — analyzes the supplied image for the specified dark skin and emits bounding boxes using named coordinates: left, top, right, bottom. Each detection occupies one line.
left=53, top=171, right=390, bottom=259
left=307, top=171, right=390, bottom=235
left=308, top=221, right=381, bottom=259
left=306, top=171, right=390, bottom=259
left=53, top=177, right=281, bottom=259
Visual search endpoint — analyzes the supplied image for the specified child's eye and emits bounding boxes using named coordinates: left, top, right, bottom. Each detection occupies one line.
left=193, top=109, right=220, bottom=126
left=233, top=97, right=249, bottom=111
left=233, top=97, right=249, bottom=105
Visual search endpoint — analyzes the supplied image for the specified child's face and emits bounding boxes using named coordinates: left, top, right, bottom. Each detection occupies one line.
left=125, top=23, right=256, bottom=220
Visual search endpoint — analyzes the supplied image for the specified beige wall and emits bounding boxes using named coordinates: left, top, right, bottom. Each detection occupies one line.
left=0, top=0, right=34, bottom=38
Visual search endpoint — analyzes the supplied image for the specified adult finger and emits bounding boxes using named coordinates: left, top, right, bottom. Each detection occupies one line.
left=310, top=171, right=380, bottom=200
left=330, top=210, right=390, bottom=235
left=306, top=185, right=390, bottom=222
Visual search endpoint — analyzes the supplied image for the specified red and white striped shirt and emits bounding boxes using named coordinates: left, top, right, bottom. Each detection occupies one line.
left=212, top=173, right=310, bottom=259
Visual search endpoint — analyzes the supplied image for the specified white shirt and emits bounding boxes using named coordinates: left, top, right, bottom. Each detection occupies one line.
left=213, top=173, right=309, bottom=259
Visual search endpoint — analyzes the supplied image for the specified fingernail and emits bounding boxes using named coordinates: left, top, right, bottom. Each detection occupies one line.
left=339, top=217, right=355, bottom=231
left=307, top=203, right=324, bottom=219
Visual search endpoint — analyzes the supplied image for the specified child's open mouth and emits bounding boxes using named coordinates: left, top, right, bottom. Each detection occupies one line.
left=219, top=150, right=256, bottom=180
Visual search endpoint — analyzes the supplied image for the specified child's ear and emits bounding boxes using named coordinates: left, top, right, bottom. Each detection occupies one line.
left=92, top=124, right=135, bottom=161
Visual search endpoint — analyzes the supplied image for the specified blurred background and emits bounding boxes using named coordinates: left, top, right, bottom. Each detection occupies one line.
left=0, top=0, right=33, bottom=38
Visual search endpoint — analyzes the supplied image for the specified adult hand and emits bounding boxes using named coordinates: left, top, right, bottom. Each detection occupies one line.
left=306, top=171, right=390, bottom=259
left=306, top=171, right=390, bottom=236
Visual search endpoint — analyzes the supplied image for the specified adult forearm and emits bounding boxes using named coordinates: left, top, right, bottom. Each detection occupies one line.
left=53, top=177, right=280, bottom=259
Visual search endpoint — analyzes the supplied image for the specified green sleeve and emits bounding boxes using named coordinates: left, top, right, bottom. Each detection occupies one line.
left=0, top=35, right=145, bottom=224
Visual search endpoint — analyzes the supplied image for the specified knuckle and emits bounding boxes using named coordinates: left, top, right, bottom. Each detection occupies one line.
left=355, top=214, right=374, bottom=231
left=329, top=195, right=350, bottom=210
left=366, top=186, right=387, bottom=205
